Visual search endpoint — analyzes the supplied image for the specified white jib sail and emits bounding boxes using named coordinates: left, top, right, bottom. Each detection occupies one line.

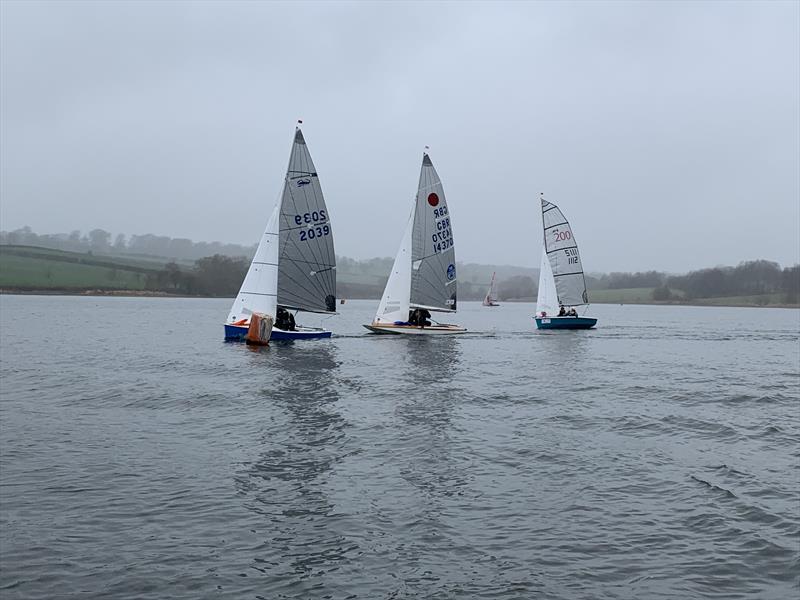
left=374, top=208, right=414, bottom=324
left=536, top=245, right=558, bottom=316
left=227, top=203, right=280, bottom=323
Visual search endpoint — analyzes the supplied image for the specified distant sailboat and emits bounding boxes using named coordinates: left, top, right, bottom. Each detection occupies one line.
left=534, top=194, right=597, bottom=330
left=364, top=152, right=466, bottom=335
left=225, top=126, right=336, bottom=341
left=482, top=272, right=500, bottom=306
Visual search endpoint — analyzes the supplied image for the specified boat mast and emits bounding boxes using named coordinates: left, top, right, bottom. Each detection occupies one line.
left=539, top=192, right=558, bottom=309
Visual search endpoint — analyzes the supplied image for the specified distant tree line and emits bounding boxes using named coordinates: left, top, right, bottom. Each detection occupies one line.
left=94, top=255, right=800, bottom=303
left=144, top=255, right=250, bottom=296
left=596, top=270, right=665, bottom=289
left=665, top=260, right=799, bottom=303
left=3, top=226, right=797, bottom=303
left=498, top=275, right=537, bottom=300
left=593, top=260, right=799, bottom=304
left=0, top=226, right=256, bottom=262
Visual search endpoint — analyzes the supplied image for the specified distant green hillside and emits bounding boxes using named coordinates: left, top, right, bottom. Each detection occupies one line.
left=0, top=245, right=165, bottom=291
left=2, top=245, right=795, bottom=307
left=587, top=286, right=792, bottom=307
left=589, top=287, right=661, bottom=304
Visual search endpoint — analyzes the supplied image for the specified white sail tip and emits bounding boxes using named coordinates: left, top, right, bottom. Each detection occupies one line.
left=422, top=153, right=433, bottom=166
left=294, top=128, right=306, bottom=144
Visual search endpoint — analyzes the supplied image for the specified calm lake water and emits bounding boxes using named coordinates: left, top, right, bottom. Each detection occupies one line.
left=1, top=295, right=798, bottom=599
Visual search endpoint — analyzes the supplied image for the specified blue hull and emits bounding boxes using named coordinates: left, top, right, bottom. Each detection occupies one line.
left=224, top=324, right=332, bottom=341
left=535, top=316, right=597, bottom=330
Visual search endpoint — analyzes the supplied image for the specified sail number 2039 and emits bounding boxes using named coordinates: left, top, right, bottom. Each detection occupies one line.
left=294, top=211, right=331, bottom=242
left=299, top=224, right=330, bottom=241
left=294, top=210, right=327, bottom=225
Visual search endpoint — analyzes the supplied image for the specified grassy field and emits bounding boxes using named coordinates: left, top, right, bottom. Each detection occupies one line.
left=588, top=287, right=659, bottom=304
left=687, top=293, right=789, bottom=307
left=588, top=287, right=795, bottom=307
left=0, top=245, right=163, bottom=290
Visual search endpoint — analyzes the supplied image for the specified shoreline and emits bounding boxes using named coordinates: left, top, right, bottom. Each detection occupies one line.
left=1, top=289, right=797, bottom=309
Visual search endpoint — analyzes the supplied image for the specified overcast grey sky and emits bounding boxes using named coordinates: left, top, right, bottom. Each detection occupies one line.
left=1, top=0, right=798, bottom=272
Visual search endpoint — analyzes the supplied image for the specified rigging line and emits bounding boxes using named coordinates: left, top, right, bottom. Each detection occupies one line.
left=278, top=268, right=327, bottom=309
left=412, top=270, right=443, bottom=305
left=297, top=180, right=334, bottom=298
left=416, top=180, right=442, bottom=194
left=284, top=258, right=335, bottom=267
left=544, top=221, right=569, bottom=230
left=281, top=240, right=330, bottom=304
left=239, top=291, right=278, bottom=297
left=546, top=244, right=579, bottom=254
left=287, top=169, right=330, bottom=276
left=304, top=167, right=337, bottom=296
left=412, top=260, right=451, bottom=307
left=280, top=180, right=331, bottom=303
left=283, top=176, right=330, bottom=300
left=283, top=221, right=329, bottom=232
left=292, top=157, right=327, bottom=275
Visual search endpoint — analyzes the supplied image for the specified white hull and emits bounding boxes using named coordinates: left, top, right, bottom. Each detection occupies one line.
left=363, top=323, right=467, bottom=335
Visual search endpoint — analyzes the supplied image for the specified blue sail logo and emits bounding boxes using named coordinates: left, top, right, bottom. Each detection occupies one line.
left=297, top=178, right=311, bottom=187
left=447, top=264, right=456, bottom=280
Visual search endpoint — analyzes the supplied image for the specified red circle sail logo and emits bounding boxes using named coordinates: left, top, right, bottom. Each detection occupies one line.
left=427, top=193, right=439, bottom=207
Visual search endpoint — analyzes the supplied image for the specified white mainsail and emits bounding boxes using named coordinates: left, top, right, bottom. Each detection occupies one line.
left=484, top=272, right=498, bottom=305
left=540, top=196, right=589, bottom=308
left=228, top=127, right=335, bottom=324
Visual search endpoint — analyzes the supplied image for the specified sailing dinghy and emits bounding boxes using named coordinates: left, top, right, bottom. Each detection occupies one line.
left=364, top=152, right=466, bottom=335
left=225, top=126, right=336, bottom=341
left=534, top=194, right=597, bottom=330
left=482, top=272, right=500, bottom=306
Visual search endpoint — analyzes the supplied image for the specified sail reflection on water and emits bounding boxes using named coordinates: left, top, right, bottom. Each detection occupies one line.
left=233, top=345, right=360, bottom=579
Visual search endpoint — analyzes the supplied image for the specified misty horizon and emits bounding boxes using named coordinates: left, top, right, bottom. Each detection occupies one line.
left=1, top=1, right=798, bottom=273
left=3, top=224, right=798, bottom=278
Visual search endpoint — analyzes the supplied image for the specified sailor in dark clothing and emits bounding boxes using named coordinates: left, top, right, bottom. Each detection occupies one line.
left=419, top=309, right=431, bottom=327
left=558, top=305, right=566, bottom=316
left=275, top=307, right=296, bottom=331
left=408, top=308, right=432, bottom=327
